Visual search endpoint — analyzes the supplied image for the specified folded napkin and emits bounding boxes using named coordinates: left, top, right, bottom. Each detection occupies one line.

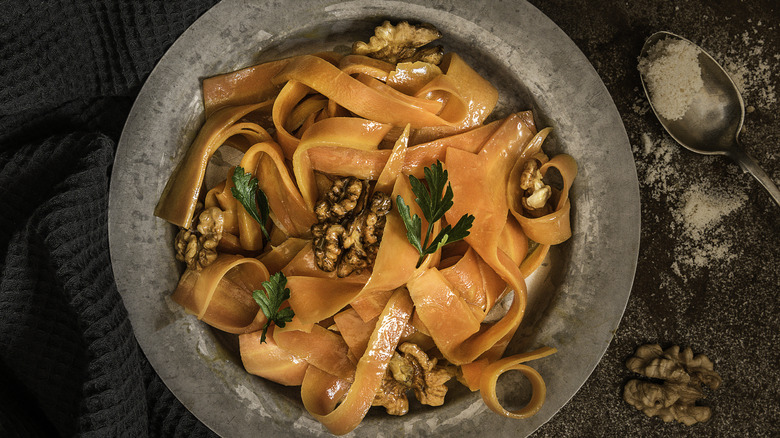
left=0, top=1, right=220, bottom=436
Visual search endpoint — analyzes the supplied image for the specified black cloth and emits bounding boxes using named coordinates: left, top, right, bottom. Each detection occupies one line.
left=0, top=1, right=220, bottom=436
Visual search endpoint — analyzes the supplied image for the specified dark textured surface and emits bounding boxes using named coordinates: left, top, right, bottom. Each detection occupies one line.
left=0, top=0, right=777, bottom=437
left=527, top=0, right=780, bottom=436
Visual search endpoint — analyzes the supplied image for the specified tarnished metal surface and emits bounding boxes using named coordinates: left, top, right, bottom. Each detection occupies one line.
left=107, top=0, right=640, bottom=436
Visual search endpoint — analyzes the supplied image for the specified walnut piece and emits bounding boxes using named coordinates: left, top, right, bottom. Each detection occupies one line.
left=372, top=343, right=455, bottom=415
left=400, top=343, right=454, bottom=406
left=352, top=21, right=444, bottom=65
left=624, top=380, right=712, bottom=426
left=374, top=354, right=412, bottom=416
left=519, top=155, right=553, bottom=217
left=311, top=223, right=345, bottom=272
left=312, top=177, right=391, bottom=277
left=315, top=177, right=365, bottom=223
left=623, top=344, right=721, bottom=426
left=174, top=206, right=224, bottom=270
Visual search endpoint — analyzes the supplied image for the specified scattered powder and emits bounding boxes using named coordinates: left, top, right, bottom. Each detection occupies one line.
left=631, top=100, right=650, bottom=115
left=718, top=35, right=777, bottom=110
left=631, top=86, right=651, bottom=115
left=633, top=132, right=748, bottom=282
left=638, top=38, right=703, bottom=120
left=671, top=184, right=745, bottom=275
left=635, top=133, right=680, bottom=199
left=641, top=133, right=653, bottom=155
left=677, top=186, right=745, bottom=241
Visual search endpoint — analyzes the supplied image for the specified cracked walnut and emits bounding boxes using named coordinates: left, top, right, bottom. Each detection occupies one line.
left=352, top=21, right=444, bottom=65
left=174, top=206, right=224, bottom=271
left=373, top=343, right=456, bottom=415
left=312, top=177, right=392, bottom=277
left=519, top=154, right=553, bottom=217
left=623, top=344, right=721, bottom=426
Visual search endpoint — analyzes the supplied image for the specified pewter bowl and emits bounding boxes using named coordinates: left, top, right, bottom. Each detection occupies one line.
left=108, top=1, right=640, bottom=436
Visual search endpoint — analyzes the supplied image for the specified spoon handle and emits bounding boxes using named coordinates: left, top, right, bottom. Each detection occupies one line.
left=728, top=147, right=780, bottom=207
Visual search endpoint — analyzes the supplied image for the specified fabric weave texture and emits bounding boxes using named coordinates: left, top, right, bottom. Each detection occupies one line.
left=0, top=1, right=221, bottom=436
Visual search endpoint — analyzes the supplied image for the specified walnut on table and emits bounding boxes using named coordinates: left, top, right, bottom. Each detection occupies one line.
left=373, top=343, right=456, bottom=415
left=352, top=20, right=444, bottom=65
left=312, top=177, right=392, bottom=277
left=174, top=205, right=224, bottom=270
left=623, top=344, right=721, bottom=426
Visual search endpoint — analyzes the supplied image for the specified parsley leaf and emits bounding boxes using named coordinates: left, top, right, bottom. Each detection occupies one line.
left=231, top=166, right=271, bottom=240
left=427, top=215, right=475, bottom=253
left=410, top=161, right=453, bottom=224
left=397, top=160, right=475, bottom=267
left=396, top=195, right=423, bottom=254
left=252, top=272, right=295, bottom=343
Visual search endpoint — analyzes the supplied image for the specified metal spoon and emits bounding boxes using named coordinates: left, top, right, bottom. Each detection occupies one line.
left=639, top=31, right=780, bottom=206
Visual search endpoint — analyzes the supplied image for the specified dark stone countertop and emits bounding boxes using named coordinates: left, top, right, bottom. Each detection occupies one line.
left=525, top=0, right=779, bottom=436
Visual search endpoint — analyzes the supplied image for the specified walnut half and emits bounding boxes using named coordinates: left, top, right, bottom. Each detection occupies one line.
left=372, top=343, right=455, bottom=415
left=174, top=206, right=224, bottom=270
left=623, top=344, right=721, bottom=426
left=352, top=21, right=444, bottom=65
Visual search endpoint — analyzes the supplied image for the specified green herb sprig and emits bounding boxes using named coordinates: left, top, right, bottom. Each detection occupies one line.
left=252, top=272, right=295, bottom=343
left=231, top=166, right=271, bottom=239
left=396, top=161, right=475, bottom=267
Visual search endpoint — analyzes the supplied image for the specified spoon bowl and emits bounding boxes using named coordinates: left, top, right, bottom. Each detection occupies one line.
left=639, top=31, right=780, bottom=205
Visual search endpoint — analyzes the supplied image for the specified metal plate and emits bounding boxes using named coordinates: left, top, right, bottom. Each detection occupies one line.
left=108, top=0, right=640, bottom=436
